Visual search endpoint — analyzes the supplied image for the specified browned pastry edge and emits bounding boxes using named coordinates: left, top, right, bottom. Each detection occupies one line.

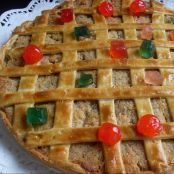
left=0, top=110, right=159, bottom=174
left=0, top=110, right=85, bottom=174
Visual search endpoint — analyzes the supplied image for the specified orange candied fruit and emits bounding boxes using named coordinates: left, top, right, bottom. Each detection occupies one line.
left=109, top=40, right=128, bottom=59
left=170, top=30, right=174, bottom=41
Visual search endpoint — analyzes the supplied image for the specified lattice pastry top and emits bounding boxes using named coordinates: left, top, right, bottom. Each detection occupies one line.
left=1, top=0, right=174, bottom=173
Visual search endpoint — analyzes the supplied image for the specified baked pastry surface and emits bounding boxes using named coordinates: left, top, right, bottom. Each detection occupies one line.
left=1, top=0, right=174, bottom=173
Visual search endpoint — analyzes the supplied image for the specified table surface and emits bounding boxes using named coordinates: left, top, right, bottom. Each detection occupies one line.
left=0, top=0, right=31, bottom=15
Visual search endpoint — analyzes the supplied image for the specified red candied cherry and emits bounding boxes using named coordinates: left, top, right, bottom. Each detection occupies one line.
left=57, top=8, right=73, bottom=24
left=23, top=44, right=43, bottom=65
left=136, top=114, right=163, bottom=137
left=109, top=40, right=128, bottom=59
left=98, top=122, right=121, bottom=146
left=129, top=0, right=146, bottom=16
left=98, top=1, right=113, bottom=17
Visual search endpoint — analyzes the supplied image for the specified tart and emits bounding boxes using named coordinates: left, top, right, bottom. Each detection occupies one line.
left=1, top=0, right=174, bottom=173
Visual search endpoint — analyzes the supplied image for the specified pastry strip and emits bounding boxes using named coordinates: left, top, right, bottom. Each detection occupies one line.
left=25, top=123, right=174, bottom=147
left=96, top=14, right=125, bottom=172
left=1, top=86, right=174, bottom=107
left=2, top=58, right=174, bottom=77
left=123, top=0, right=167, bottom=172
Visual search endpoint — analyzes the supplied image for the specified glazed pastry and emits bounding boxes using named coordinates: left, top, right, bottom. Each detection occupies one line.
left=1, top=0, right=174, bottom=173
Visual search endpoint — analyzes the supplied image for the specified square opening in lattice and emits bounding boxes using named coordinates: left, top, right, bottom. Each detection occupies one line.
left=34, top=102, right=56, bottom=131
left=0, top=77, right=20, bottom=93
left=74, top=29, right=96, bottom=41
left=40, top=53, right=63, bottom=64
left=134, top=15, right=152, bottom=23
left=76, top=70, right=97, bottom=88
left=48, top=14, right=59, bottom=25
left=115, top=99, right=138, bottom=125
left=136, top=29, right=154, bottom=40
left=162, top=140, right=174, bottom=165
left=45, top=32, right=63, bottom=44
left=12, top=35, right=31, bottom=48
left=108, top=29, right=124, bottom=39
left=112, top=70, right=131, bottom=87
left=109, top=0, right=122, bottom=10
left=36, top=75, right=59, bottom=91
left=75, top=14, right=94, bottom=24
left=69, top=142, right=104, bottom=173
left=151, top=98, right=172, bottom=122
left=170, top=49, right=174, bottom=58
left=72, top=100, right=99, bottom=127
left=106, top=16, right=123, bottom=24
left=121, top=141, right=149, bottom=172
left=77, top=49, right=96, bottom=60
left=4, top=52, right=24, bottom=67
left=165, top=15, right=174, bottom=23
left=73, top=0, right=93, bottom=7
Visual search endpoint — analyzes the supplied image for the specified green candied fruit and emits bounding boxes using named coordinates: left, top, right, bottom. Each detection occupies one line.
left=74, top=26, right=90, bottom=40
left=171, top=17, right=174, bottom=24
left=140, top=40, right=155, bottom=59
left=76, top=73, right=93, bottom=87
left=26, top=107, right=48, bottom=126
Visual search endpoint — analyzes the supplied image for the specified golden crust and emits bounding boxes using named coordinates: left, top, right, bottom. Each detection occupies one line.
left=25, top=123, right=174, bottom=147
left=1, top=0, right=174, bottom=173
left=1, top=58, right=174, bottom=77
left=1, top=86, right=174, bottom=107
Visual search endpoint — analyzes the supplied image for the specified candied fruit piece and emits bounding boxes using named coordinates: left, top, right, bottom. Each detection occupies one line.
left=129, top=0, right=146, bottom=16
left=76, top=73, right=93, bottom=87
left=74, top=26, right=90, bottom=40
left=139, top=40, right=155, bottom=59
left=171, top=17, right=174, bottom=24
left=136, top=114, right=163, bottom=137
left=57, top=8, right=73, bottom=24
left=170, top=30, right=174, bottom=41
left=98, top=1, right=113, bottom=17
left=23, top=44, right=43, bottom=65
left=98, top=122, right=121, bottom=146
left=109, top=40, right=128, bottom=59
left=26, top=108, right=48, bottom=126
left=144, top=71, right=163, bottom=86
